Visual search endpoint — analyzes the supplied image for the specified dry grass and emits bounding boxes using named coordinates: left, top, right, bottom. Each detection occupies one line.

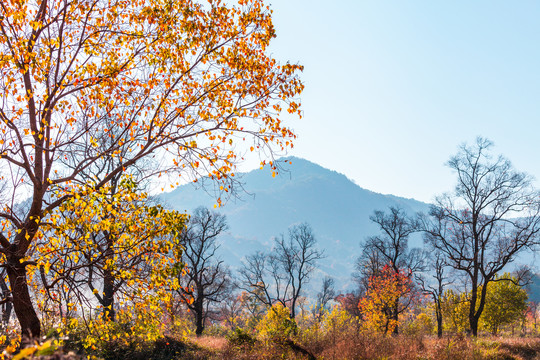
left=209, top=335, right=540, bottom=360
left=17, top=333, right=540, bottom=359
left=493, top=338, right=540, bottom=360
left=190, top=335, right=228, bottom=352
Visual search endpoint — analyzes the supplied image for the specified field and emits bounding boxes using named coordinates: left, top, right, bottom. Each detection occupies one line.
left=18, top=334, right=540, bottom=360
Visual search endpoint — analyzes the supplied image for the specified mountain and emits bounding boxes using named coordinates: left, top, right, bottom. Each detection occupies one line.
left=158, top=157, right=430, bottom=293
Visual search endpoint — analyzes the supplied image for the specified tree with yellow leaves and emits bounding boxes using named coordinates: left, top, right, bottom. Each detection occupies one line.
left=440, top=289, right=469, bottom=334
left=35, top=176, right=187, bottom=324
left=480, top=274, right=528, bottom=335
left=0, top=0, right=302, bottom=339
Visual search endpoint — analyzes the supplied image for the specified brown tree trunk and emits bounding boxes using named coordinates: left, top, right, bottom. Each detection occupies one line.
left=392, top=302, right=399, bottom=335
left=6, top=261, right=40, bottom=340
left=469, top=280, right=487, bottom=337
left=101, top=231, right=116, bottom=322
left=194, top=296, right=204, bottom=337
left=102, top=269, right=116, bottom=321
left=470, top=315, right=479, bottom=337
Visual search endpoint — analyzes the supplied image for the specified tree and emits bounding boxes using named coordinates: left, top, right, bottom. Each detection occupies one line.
left=216, top=292, right=244, bottom=331
left=239, top=223, right=324, bottom=318
left=36, top=177, right=186, bottom=322
left=416, top=251, right=448, bottom=338
left=440, top=289, right=469, bottom=334
left=175, top=206, right=231, bottom=336
left=421, top=138, right=540, bottom=336
left=358, top=264, right=416, bottom=335
left=356, top=206, right=424, bottom=334
left=312, top=276, right=336, bottom=321
left=0, top=0, right=303, bottom=339
left=335, top=293, right=363, bottom=319
left=526, top=301, right=540, bottom=333
left=480, top=274, right=528, bottom=335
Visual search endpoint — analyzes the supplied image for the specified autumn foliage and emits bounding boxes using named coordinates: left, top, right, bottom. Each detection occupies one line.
left=0, top=1, right=539, bottom=358
left=35, top=177, right=186, bottom=322
left=358, top=264, right=416, bottom=335
left=0, top=0, right=303, bottom=339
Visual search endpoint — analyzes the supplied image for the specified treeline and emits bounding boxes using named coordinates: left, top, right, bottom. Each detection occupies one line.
left=178, top=137, right=539, bottom=340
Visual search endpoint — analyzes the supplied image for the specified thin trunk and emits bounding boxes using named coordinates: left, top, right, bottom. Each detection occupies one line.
left=102, top=231, right=116, bottom=321
left=470, top=281, right=488, bottom=337
left=437, top=316, right=443, bottom=338
left=6, top=261, right=40, bottom=340
left=435, top=302, right=443, bottom=338
left=392, top=301, right=399, bottom=335
left=1, top=302, right=12, bottom=330
left=290, top=293, right=297, bottom=319
left=433, top=293, right=443, bottom=338
left=469, top=272, right=479, bottom=336
left=0, top=272, right=12, bottom=330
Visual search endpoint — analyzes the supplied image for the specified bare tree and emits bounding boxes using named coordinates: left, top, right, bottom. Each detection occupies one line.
left=239, top=223, right=324, bottom=318
left=421, top=138, right=540, bottom=336
left=416, top=251, right=449, bottom=338
left=313, top=276, right=336, bottom=321
left=356, top=206, right=424, bottom=334
left=176, top=207, right=232, bottom=336
left=217, top=292, right=244, bottom=330
left=353, top=244, right=384, bottom=297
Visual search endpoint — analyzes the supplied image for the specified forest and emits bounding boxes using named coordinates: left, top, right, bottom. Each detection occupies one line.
left=0, top=0, right=540, bottom=359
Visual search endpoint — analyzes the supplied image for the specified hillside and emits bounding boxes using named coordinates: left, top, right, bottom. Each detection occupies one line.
left=158, top=157, right=540, bottom=299
left=158, top=157, right=430, bottom=292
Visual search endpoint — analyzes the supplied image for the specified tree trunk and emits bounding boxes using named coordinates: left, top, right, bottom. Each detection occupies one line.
left=392, top=302, right=399, bottom=335
left=102, top=269, right=116, bottom=321
left=101, top=232, right=116, bottom=321
left=0, top=272, right=12, bottom=330
left=470, top=315, right=479, bottom=337
left=195, top=313, right=204, bottom=337
left=1, top=301, right=12, bottom=330
left=469, top=280, right=488, bottom=337
left=436, top=312, right=443, bottom=338
left=194, top=298, right=204, bottom=337
left=290, top=294, right=297, bottom=319
left=6, top=262, right=40, bottom=340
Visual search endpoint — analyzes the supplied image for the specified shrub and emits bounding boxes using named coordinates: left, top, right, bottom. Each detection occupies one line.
left=227, top=328, right=257, bottom=348
left=256, top=304, right=297, bottom=344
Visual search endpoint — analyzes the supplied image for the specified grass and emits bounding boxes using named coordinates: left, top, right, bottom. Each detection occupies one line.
left=174, top=334, right=540, bottom=360
left=7, top=333, right=540, bottom=359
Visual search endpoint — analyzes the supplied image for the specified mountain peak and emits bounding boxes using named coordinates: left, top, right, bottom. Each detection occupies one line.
left=158, top=158, right=430, bottom=292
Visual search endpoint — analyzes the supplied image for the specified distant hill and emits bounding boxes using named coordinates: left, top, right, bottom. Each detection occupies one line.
left=158, top=157, right=430, bottom=293
left=158, top=157, right=540, bottom=299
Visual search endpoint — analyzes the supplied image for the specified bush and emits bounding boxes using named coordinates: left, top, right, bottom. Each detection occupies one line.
left=226, top=328, right=257, bottom=348
left=256, top=304, right=297, bottom=344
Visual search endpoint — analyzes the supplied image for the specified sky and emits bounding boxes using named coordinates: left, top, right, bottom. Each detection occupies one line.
left=248, top=0, right=540, bottom=203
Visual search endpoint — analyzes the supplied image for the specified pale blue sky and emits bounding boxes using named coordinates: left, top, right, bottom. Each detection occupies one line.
left=258, top=0, right=540, bottom=203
